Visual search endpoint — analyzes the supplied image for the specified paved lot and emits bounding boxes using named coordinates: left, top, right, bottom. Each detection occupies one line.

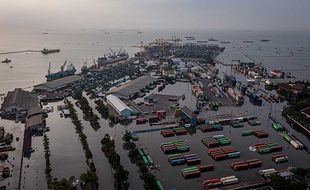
left=200, top=78, right=234, bottom=106
left=135, top=94, right=181, bottom=114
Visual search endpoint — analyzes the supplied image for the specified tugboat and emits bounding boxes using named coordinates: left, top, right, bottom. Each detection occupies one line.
left=45, top=60, right=76, bottom=81
left=1, top=58, right=11, bottom=63
left=41, top=48, right=60, bottom=54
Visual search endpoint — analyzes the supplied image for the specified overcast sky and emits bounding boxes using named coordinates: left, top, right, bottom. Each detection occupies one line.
left=0, top=0, right=309, bottom=31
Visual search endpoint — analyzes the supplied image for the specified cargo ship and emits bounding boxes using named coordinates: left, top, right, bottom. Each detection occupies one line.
left=260, top=39, right=270, bottom=42
left=97, top=48, right=129, bottom=66
left=243, top=40, right=254, bottom=43
left=41, top=48, right=60, bottom=54
left=208, top=38, right=219, bottom=41
left=45, top=60, right=76, bottom=81
left=185, top=36, right=196, bottom=40
left=1, top=58, right=11, bottom=63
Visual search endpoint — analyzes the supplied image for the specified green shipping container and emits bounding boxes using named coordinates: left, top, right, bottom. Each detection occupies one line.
left=283, top=134, right=291, bottom=142
left=156, top=180, right=164, bottom=190
left=147, top=155, right=154, bottom=165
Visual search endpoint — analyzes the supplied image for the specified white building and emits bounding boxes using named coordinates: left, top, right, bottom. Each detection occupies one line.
left=106, top=94, right=132, bottom=117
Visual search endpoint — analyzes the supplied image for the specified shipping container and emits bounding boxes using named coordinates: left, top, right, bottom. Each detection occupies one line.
left=199, top=165, right=214, bottom=172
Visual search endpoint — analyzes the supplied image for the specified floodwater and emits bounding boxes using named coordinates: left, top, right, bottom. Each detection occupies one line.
left=1, top=29, right=310, bottom=189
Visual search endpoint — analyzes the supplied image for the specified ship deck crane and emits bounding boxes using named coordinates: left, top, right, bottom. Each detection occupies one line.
left=61, top=60, right=67, bottom=71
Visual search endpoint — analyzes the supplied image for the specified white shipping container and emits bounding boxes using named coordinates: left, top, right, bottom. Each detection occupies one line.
left=221, top=178, right=239, bottom=185
left=220, top=175, right=237, bottom=182
left=263, top=170, right=278, bottom=177
left=295, top=140, right=304, bottom=149
left=258, top=168, right=276, bottom=175
left=290, top=140, right=300, bottom=149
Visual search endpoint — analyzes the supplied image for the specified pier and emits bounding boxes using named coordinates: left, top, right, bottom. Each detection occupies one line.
left=0, top=50, right=41, bottom=55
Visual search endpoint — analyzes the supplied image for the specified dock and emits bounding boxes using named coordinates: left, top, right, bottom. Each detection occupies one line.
left=0, top=50, right=41, bottom=55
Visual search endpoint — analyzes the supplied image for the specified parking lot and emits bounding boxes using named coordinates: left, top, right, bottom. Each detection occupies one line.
left=135, top=93, right=181, bottom=114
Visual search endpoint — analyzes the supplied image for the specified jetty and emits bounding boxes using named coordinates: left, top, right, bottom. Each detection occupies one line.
left=0, top=50, right=41, bottom=55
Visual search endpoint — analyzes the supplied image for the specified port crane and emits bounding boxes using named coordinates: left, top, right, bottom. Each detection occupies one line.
left=60, top=60, right=67, bottom=71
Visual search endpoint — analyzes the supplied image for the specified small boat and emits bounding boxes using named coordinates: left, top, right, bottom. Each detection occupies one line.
left=1, top=58, right=11, bottom=63
left=220, top=41, right=231, bottom=44
left=243, top=40, right=254, bottom=43
left=260, top=39, right=270, bottom=42
left=9, top=66, right=13, bottom=68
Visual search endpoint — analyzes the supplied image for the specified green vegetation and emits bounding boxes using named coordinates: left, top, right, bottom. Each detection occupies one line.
left=283, top=98, right=310, bottom=129
left=270, top=175, right=308, bottom=190
left=101, top=134, right=129, bottom=190
left=94, top=99, right=109, bottom=119
left=123, top=133, right=160, bottom=190
left=66, top=99, right=97, bottom=173
left=74, top=91, right=100, bottom=131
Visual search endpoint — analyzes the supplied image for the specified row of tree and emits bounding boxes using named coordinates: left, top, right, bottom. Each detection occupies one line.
left=73, top=91, right=100, bottom=131
left=94, top=99, right=109, bottom=119
left=101, top=134, right=130, bottom=190
left=122, top=133, right=160, bottom=190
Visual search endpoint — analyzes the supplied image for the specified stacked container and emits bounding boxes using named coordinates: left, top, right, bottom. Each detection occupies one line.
left=272, top=154, right=289, bottom=163
left=208, top=146, right=240, bottom=161
left=252, top=142, right=282, bottom=154
left=272, top=122, right=284, bottom=131
left=200, top=124, right=223, bottom=132
left=161, top=140, right=190, bottom=154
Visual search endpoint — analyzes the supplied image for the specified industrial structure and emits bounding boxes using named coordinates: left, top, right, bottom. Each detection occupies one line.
left=109, top=76, right=157, bottom=100
left=106, top=94, right=133, bottom=117
left=33, top=75, right=83, bottom=92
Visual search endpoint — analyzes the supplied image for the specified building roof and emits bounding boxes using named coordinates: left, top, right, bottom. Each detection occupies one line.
left=1, top=88, right=39, bottom=111
left=181, top=106, right=195, bottom=118
left=109, top=76, right=157, bottom=98
left=26, top=114, right=44, bottom=129
left=106, top=94, right=132, bottom=113
left=34, top=75, right=83, bottom=91
left=27, top=106, right=42, bottom=117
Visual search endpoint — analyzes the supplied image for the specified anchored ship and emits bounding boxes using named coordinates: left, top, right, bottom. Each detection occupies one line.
left=1, top=58, right=11, bottom=63
left=41, top=48, right=60, bottom=54
left=45, top=60, right=76, bottom=81
left=97, top=47, right=129, bottom=66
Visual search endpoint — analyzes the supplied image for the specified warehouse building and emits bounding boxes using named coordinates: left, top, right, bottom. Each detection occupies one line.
left=1, top=88, right=39, bottom=112
left=33, top=75, right=83, bottom=92
left=109, top=76, right=157, bottom=99
left=106, top=94, right=132, bottom=117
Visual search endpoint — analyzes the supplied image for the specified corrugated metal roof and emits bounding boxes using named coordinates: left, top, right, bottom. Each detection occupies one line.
left=34, top=75, right=83, bottom=91
left=1, top=88, right=39, bottom=111
left=106, top=94, right=132, bottom=113
left=109, top=76, right=157, bottom=98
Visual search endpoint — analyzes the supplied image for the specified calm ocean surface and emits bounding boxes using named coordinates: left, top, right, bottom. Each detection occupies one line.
left=0, top=29, right=310, bottom=94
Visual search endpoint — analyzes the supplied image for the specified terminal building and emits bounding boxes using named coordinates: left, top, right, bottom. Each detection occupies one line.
left=1, top=88, right=39, bottom=113
left=33, top=75, right=83, bottom=92
left=106, top=94, right=133, bottom=117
